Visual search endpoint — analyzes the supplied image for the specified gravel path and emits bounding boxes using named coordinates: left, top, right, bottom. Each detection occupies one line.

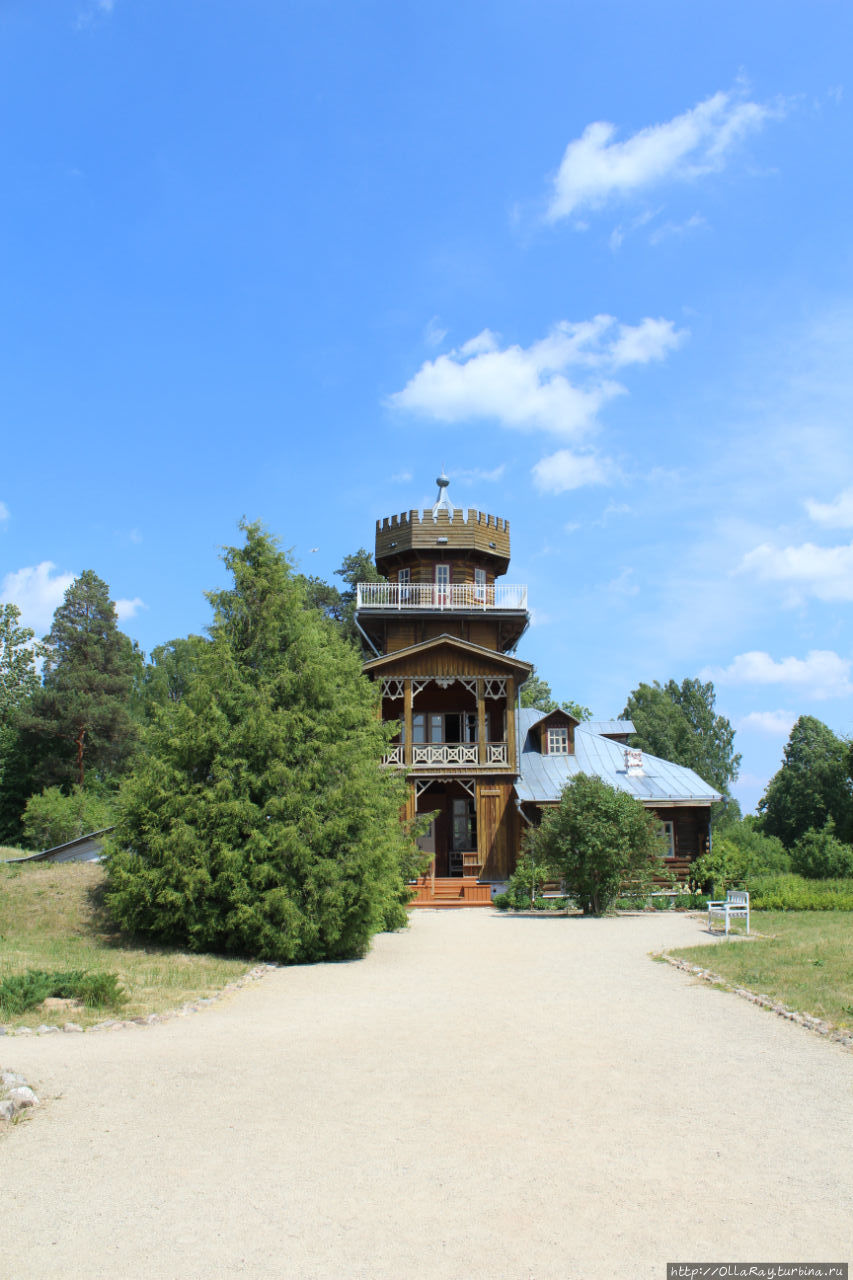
left=1, top=910, right=851, bottom=1280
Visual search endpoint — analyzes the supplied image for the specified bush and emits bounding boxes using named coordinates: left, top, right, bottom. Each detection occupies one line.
left=497, top=854, right=551, bottom=909
left=790, top=819, right=853, bottom=879
left=691, top=819, right=790, bottom=895
left=0, top=968, right=126, bottom=1017
left=528, top=774, right=663, bottom=915
left=21, top=785, right=115, bottom=851
left=748, top=873, right=853, bottom=911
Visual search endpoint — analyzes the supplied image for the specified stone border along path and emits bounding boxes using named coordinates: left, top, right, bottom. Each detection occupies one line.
left=0, top=965, right=277, bottom=1129
left=659, top=950, right=853, bottom=1050
left=1, top=909, right=851, bottom=1280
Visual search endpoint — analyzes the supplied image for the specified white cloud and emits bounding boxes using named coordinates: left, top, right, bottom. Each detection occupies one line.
left=0, top=501, right=9, bottom=523
left=454, top=464, right=506, bottom=484
left=738, top=710, right=797, bottom=736
left=424, top=316, right=447, bottom=348
left=388, top=315, right=684, bottom=438
left=702, top=649, right=853, bottom=699
left=738, top=539, right=853, bottom=602
left=0, top=563, right=75, bottom=636
left=115, top=597, right=147, bottom=621
left=805, top=488, right=853, bottom=528
left=390, top=470, right=413, bottom=483
left=648, top=213, right=708, bottom=245
left=546, top=87, right=776, bottom=222
left=532, top=450, right=611, bottom=493
left=76, top=0, right=116, bottom=27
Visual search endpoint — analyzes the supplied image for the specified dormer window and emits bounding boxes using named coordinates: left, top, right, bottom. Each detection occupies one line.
left=547, top=726, right=569, bottom=754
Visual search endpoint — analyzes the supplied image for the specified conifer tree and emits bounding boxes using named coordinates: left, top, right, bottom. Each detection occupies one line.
left=106, top=522, right=418, bottom=963
left=24, top=571, right=140, bottom=789
left=0, top=604, right=42, bottom=842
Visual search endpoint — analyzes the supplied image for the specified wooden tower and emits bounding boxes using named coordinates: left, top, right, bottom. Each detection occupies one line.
left=355, top=474, right=532, bottom=906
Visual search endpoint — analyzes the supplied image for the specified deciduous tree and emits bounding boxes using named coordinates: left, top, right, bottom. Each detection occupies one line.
left=758, top=716, right=853, bottom=848
left=622, top=677, right=740, bottom=795
left=527, top=774, right=663, bottom=915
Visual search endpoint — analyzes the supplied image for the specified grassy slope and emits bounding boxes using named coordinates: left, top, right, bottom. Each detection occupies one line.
left=671, top=911, right=853, bottom=1031
left=0, top=861, right=252, bottom=1028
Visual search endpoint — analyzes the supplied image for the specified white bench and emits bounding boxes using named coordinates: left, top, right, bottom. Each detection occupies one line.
left=707, top=889, right=750, bottom=936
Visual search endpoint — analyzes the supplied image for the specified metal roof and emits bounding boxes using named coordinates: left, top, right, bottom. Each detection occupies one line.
left=515, top=709, right=721, bottom=806
left=581, top=720, right=635, bottom=737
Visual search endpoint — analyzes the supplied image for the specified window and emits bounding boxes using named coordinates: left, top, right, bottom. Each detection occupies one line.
left=398, top=567, right=411, bottom=601
left=434, top=563, right=450, bottom=604
left=658, top=821, right=675, bottom=859
left=474, top=567, right=487, bottom=601
left=547, top=726, right=569, bottom=754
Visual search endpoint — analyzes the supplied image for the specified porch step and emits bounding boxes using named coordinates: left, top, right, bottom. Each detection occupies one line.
left=408, top=876, right=493, bottom=908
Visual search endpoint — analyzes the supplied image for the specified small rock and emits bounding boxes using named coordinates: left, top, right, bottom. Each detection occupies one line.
left=0, top=1100, right=15, bottom=1122
left=8, top=1086, right=38, bottom=1110
left=2, top=1071, right=26, bottom=1088
left=15, top=1027, right=33, bottom=1036
left=37, top=1025, right=59, bottom=1035
left=62, top=1022, right=84, bottom=1033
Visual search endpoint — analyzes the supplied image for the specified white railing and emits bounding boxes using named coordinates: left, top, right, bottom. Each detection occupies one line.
left=356, top=583, right=527, bottom=611
left=382, top=742, right=511, bottom=768
left=412, top=744, right=479, bottom=766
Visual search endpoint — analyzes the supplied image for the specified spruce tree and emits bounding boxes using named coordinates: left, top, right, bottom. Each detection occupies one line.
left=24, top=571, right=139, bottom=789
left=106, top=522, right=417, bottom=963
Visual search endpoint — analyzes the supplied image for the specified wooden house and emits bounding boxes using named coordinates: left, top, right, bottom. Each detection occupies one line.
left=355, top=476, right=720, bottom=906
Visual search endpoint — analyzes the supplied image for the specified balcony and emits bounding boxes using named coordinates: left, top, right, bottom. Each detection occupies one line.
left=356, top=583, right=528, bottom=611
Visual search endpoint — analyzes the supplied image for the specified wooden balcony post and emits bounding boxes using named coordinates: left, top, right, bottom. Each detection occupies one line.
left=477, top=678, right=487, bottom=765
left=505, top=677, right=516, bottom=768
left=404, top=678, right=413, bottom=767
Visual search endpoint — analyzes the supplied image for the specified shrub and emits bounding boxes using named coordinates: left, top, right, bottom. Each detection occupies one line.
left=747, top=873, right=853, bottom=911
left=0, top=968, right=126, bottom=1017
left=691, top=819, right=790, bottom=895
left=21, top=785, right=114, bottom=851
left=527, top=774, right=663, bottom=915
left=790, top=819, right=853, bottom=880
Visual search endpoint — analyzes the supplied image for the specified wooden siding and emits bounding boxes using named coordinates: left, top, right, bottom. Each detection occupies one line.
left=408, top=876, right=493, bottom=907
left=477, top=779, right=517, bottom=880
left=371, top=647, right=526, bottom=680
left=376, top=507, right=511, bottom=572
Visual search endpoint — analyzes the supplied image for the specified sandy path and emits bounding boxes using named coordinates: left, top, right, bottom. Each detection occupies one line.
left=1, top=910, right=851, bottom=1280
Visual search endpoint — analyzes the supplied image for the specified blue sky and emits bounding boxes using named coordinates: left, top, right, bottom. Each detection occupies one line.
left=2, top=1, right=852, bottom=813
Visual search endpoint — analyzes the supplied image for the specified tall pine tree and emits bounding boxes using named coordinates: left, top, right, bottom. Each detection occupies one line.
left=25, top=571, right=139, bottom=789
left=106, top=522, right=418, bottom=963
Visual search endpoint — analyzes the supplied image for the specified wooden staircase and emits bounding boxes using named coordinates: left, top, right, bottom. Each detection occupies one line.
left=408, top=876, right=493, bottom=908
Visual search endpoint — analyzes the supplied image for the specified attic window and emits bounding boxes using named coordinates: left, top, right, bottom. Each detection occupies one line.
left=547, top=726, right=569, bottom=754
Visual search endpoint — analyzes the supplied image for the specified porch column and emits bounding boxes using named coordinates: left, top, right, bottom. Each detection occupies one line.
left=505, top=677, right=516, bottom=767
left=477, top=678, right=487, bottom=765
left=403, top=678, right=413, bottom=767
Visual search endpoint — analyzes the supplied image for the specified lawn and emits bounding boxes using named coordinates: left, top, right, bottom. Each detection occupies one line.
left=0, top=861, right=253, bottom=1028
left=670, top=911, right=853, bottom=1031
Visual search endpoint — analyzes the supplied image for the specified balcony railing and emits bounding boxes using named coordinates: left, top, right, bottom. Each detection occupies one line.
left=381, top=742, right=510, bottom=768
left=356, top=583, right=527, bottom=611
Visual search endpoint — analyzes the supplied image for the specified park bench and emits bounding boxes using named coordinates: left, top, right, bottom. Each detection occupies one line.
left=707, top=889, right=750, bottom=936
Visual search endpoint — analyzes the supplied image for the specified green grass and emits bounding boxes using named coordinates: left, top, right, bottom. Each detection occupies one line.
left=0, top=845, right=27, bottom=862
left=670, top=911, right=853, bottom=1030
left=0, top=862, right=253, bottom=1028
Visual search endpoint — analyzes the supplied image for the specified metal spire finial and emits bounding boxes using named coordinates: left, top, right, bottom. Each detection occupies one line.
left=432, top=468, right=454, bottom=520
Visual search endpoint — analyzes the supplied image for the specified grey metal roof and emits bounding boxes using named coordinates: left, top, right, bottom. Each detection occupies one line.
left=583, top=720, right=635, bottom=737
left=515, top=709, right=721, bottom=806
